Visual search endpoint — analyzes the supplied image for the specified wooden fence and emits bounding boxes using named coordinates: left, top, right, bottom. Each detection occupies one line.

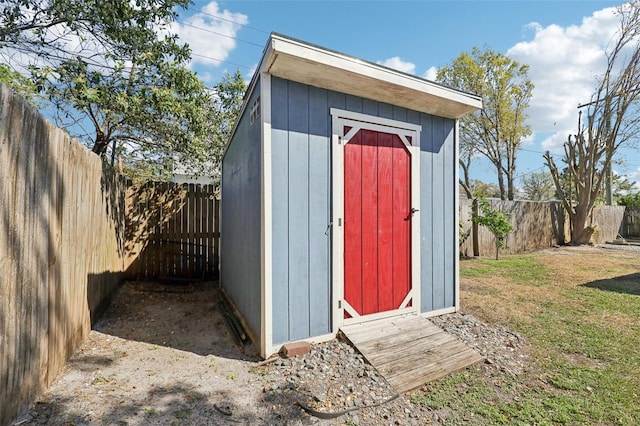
left=459, top=198, right=627, bottom=257
left=125, top=182, right=220, bottom=280
left=0, top=85, right=126, bottom=425
left=622, top=206, right=640, bottom=237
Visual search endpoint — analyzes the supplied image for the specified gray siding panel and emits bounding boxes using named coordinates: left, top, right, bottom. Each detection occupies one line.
left=345, top=95, right=362, bottom=112
left=419, top=115, right=456, bottom=313
left=271, top=128, right=289, bottom=344
left=362, top=98, right=378, bottom=116
left=271, top=77, right=290, bottom=343
left=287, top=83, right=311, bottom=340
left=271, top=79, right=333, bottom=344
left=269, top=77, right=457, bottom=343
left=392, top=106, right=407, bottom=123
left=443, top=121, right=456, bottom=308
left=431, top=117, right=446, bottom=311
left=308, top=86, right=331, bottom=336
left=221, top=80, right=262, bottom=339
left=328, top=91, right=346, bottom=111
left=378, top=102, right=393, bottom=119
left=420, top=115, right=434, bottom=312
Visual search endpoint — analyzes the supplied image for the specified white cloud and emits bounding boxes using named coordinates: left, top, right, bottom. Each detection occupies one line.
left=540, top=131, right=571, bottom=153
left=245, top=62, right=259, bottom=81
left=423, top=66, right=438, bottom=81
left=169, top=1, right=248, bottom=69
left=507, top=6, right=619, bottom=135
left=522, top=131, right=536, bottom=146
left=377, top=57, right=416, bottom=74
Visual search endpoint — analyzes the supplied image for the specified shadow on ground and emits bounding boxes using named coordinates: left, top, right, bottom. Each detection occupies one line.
left=581, top=272, right=640, bottom=296
left=31, top=381, right=305, bottom=425
left=94, top=280, right=259, bottom=362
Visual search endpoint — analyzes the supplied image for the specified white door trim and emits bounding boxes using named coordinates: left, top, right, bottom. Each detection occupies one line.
left=330, top=108, right=421, bottom=331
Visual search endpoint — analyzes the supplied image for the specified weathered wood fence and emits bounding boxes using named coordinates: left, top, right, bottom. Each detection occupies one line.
left=459, top=198, right=627, bottom=257
left=622, top=206, right=640, bottom=237
left=0, top=85, right=125, bottom=425
left=125, top=182, right=220, bottom=280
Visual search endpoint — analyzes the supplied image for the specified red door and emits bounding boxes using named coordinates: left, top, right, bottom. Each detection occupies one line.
left=343, top=128, right=412, bottom=319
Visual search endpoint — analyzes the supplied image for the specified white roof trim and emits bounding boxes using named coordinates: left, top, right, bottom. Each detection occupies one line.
left=261, top=33, right=482, bottom=119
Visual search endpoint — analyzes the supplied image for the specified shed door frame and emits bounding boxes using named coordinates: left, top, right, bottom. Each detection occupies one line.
left=330, top=108, right=421, bottom=330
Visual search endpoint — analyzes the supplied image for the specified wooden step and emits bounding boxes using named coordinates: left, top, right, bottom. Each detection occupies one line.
left=341, top=315, right=484, bottom=393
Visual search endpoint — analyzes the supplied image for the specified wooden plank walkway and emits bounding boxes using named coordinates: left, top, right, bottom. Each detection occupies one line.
left=341, top=315, right=484, bottom=393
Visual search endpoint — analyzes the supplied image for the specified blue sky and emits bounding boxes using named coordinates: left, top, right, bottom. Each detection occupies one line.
left=172, top=0, right=639, bottom=190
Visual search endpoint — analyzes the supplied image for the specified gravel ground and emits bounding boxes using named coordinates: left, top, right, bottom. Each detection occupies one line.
left=598, top=242, right=640, bottom=253
left=21, top=281, right=528, bottom=426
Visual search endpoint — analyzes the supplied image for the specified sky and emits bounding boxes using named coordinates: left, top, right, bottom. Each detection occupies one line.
left=173, top=0, right=639, bottom=189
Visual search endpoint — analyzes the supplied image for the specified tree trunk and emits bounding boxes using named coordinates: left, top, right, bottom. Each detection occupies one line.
left=507, top=171, right=515, bottom=201
left=472, top=198, right=480, bottom=257
left=92, top=130, right=109, bottom=156
left=496, top=168, right=506, bottom=200
left=569, top=207, right=594, bottom=245
left=459, top=178, right=480, bottom=257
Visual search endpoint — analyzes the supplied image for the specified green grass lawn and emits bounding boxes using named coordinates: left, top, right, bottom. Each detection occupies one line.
left=409, top=248, right=640, bottom=425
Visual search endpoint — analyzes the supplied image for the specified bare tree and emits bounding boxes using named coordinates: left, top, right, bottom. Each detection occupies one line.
left=544, top=1, right=640, bottom=244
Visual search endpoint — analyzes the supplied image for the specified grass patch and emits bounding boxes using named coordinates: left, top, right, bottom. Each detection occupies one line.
left=411, top=248, right=640, bottom=425
left=460, top=256, right=551, bottom=286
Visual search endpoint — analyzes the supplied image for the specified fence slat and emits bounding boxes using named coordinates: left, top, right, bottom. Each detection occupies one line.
left=1, top=84, right=124, bottom=425
left=124, top=181, right=219, bottom=280
left=459, top=198, right=628, bottom=257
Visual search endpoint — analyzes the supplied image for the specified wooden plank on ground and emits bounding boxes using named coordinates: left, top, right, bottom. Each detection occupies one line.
left=341, top=315, right=484, bottom=393
left=341, top=315, right=441, bottom=343
left=364, top=330, right=458, bottom=365
left=350, top=320, right=443, bottom=351
left=387, top=348, right=484, bottom=392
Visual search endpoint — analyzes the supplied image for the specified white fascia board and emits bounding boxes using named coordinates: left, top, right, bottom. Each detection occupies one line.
left=265, top=34, right=482, bottom=119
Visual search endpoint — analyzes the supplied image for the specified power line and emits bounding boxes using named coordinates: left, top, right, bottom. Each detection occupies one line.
left=514, top=165, right=549, bottom=181
left=186, top=7, right=270, bottom=35
left=520, top=147, right=563, bottom=157
left=176, top=20, right=264, bottom=48
left=189, top=52, right=254, bottom=70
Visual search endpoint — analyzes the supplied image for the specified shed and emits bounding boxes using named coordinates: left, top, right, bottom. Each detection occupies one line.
left=221, top=33, right=482, bottom=358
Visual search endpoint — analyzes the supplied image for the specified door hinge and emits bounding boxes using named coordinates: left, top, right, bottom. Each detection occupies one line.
left=338, top=300, right=342, bottom=309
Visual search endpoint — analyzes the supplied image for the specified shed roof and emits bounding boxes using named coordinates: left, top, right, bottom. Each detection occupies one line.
left=261, top=33, right=482, bottom=119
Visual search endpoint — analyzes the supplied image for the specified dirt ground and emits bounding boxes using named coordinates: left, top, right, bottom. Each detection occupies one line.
left=24, top=281, right=313, bottom=426
left=23, top=245, right=639, bottom=425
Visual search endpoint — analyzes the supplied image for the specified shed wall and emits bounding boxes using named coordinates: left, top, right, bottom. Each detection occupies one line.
left=221, top=80, right=262, bottom=339
left=269, top=77, right=456, bottom=344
